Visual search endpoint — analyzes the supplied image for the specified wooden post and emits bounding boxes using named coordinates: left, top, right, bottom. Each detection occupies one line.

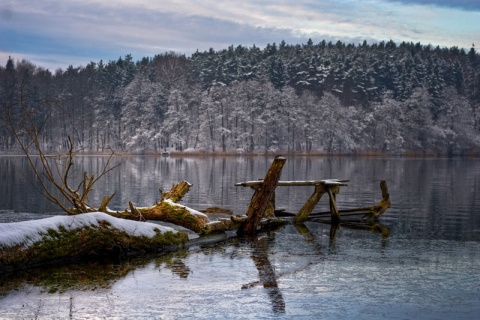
left=327, top=187, right=341, bottom=223
left=264, top=191, right=276, bottom=218
left=295, top=184, right=325, bottom=223
left=238, top=156, right=286, bottom=235
left=373, top=180, right=390, bottom=218
left=249, top=185, right=275, bottom=218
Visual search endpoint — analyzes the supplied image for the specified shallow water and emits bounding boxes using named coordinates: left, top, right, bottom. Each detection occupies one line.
left=1, top=156, right=479, bottom=319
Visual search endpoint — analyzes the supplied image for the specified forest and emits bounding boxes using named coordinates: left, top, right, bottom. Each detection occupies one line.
left=1, top=39, right=479, bottom=155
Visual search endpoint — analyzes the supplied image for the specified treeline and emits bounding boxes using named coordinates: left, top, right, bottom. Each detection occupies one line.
left=1, top=39, right=479, bottom=154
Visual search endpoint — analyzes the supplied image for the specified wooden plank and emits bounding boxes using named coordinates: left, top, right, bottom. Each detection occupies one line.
left=235, top=179, right=349, bottom=187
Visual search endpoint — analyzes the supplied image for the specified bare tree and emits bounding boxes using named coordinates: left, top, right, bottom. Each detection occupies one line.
left=0, top=85, right=118, bottom=213
left=0, top=88, right=236, bottom=235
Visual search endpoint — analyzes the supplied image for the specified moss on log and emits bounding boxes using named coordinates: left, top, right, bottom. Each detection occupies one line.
left=0, top=219, right=188, bottom=274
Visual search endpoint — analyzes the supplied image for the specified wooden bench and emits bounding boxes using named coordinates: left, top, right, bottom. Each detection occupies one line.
left=236, top=179, right=350, bottom=224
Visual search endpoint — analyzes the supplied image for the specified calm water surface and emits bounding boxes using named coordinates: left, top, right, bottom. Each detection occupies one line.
left=0, top=156, right=479, bottom=319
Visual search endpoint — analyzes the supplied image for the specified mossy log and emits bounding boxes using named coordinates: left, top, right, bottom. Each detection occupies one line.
left=112, top=200, right=209, bottom=234
left=70, top=179, right=286, bottom=236
left=0, top=213, right=188, bottom=274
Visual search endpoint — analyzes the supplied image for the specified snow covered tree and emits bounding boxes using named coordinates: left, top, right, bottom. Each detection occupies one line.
left=120, top=73, right=161, bottom=152
left=401, top=87, right=435, bottom=151
left=365, top=92, right=405, bottom=151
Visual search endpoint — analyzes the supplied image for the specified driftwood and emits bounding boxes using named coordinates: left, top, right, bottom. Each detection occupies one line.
left=78, top=156, right=290, bottom=236
left=67, top=159, right=289, bottom=236
left=236, top=177, right=390, bottom=223
left=69, top=181, right=210, bottom=234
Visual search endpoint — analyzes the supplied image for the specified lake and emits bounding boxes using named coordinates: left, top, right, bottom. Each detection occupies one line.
left=1, top=155, right=479, bottom=319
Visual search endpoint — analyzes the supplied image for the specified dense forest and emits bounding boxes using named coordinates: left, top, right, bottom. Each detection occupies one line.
left=1, top=39, right=479, bottom=155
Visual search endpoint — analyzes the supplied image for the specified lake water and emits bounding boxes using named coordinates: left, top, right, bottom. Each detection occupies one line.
left=0, top=155, right=479, bottom=319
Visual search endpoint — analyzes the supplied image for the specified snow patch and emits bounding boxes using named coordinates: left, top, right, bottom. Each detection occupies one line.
left=0, top=212, right=177, bottom=248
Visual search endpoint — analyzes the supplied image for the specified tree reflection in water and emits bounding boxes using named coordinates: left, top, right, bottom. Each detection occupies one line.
left=242, top=234, right=286, bottom=314
left=0, top=220, right=390, bottom=318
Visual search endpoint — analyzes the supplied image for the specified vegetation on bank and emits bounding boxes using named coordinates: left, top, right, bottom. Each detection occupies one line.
left=0, top=39, right=479, bottom=155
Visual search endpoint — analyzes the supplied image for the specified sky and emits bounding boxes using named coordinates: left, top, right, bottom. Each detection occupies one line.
left=0, top=0, right=479, bottom=71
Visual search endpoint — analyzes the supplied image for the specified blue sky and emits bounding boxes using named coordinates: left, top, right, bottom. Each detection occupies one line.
left=1, top=0, right=479, bottom=71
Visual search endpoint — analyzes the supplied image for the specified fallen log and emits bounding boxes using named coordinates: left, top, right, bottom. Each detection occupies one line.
left=71, top=181, right=210, bottom=234
left=0, top=212, right=188, bottom=274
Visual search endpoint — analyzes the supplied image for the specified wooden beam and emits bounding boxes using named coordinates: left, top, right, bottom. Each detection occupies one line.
left=238, top=156, right=286, bottom=235
left=295, top=184, right=325, bottom=223
left=327, top=187, right=341, bottom=223
left=235, top=179, right=349, bottom=187
left=372, top=180, right=391, bottom=218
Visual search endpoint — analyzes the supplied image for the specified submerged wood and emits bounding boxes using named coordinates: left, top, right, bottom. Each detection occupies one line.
left=327, top=187, right=341, bottom=223
left=294, top=183, right=342, bottom=223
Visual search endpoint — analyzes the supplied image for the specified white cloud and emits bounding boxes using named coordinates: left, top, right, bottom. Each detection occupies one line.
left=1, top=0, right=478, bottom=70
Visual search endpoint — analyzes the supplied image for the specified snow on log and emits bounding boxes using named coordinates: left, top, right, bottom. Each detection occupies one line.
left=72, top=180, right=210, bottom=234
left=0, top=212, right=188, bottom=274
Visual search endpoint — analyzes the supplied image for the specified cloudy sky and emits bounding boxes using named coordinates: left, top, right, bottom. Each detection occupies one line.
left=1, top=0, right=479, bottom=71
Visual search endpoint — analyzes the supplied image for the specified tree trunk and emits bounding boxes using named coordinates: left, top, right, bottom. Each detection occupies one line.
left=238, top=156, right=286, bottom=235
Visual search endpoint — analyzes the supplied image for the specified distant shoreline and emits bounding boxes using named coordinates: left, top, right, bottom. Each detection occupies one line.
left=1, top=150, right=479, bottom=157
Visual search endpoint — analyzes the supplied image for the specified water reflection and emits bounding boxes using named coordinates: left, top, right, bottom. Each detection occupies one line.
left=2, top=155, right=479, bottom=241
left=0, top=252, right=184, bottom=296
left=1, top=220, right=479, bottom=319
left=1, top=156, right=480, bottom=318
left=160, top=251, right=191, bottom=279
left=243, top=234, right=286, bottom=314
